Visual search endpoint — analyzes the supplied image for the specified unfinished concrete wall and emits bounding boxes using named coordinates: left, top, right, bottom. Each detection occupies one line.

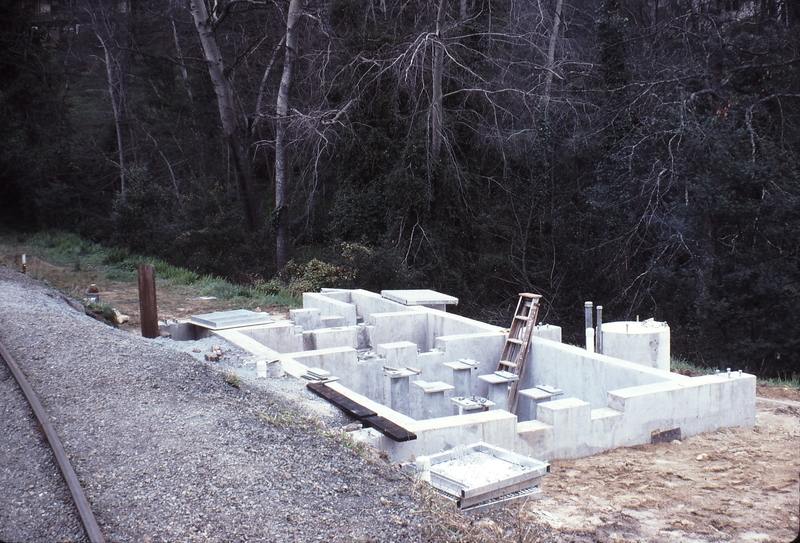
left=526, top=337, right=690, bottom=409
left=209, top=288, right=757, bottom=465
left=236, top=322, right=304, bottom=354
left=367, top=311, right=429, bottom=351
left=303, top=292, right=357, bottom=326
left=425, top=311, right=500, bottom=350
left=349, top=289, right=415, bottom=319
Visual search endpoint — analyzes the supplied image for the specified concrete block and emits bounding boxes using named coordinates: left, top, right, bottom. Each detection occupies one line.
left=190, top=309, right=272, bottom=330
left=319, top=288, right=352, bottom=303
left=381, top=289, right=458, bottom=310
left=320, top=315, right=346, bottom=328
left=387, top=410, right=519, bottom=462
left=286, top=347, right=358, bottom=379
left=536, top=398, right=592, bottom=458
left=310, top=326, right=359, bottom=351
left=376, top=341, right=418, bottom=370
left=527, top=337, right=689, bottom=408
left=445, top=360, right=479, bottom=397
left=413, top=380, right=455, bottom=419
left=290, top=308, right=321, bottom=331
left=516, top=420, right=555, bottom=460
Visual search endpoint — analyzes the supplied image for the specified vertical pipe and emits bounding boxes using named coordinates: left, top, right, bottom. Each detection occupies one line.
left=137, top=264, right=159, bottom=339
left=22, top=254, right=27, bottom=274
left=584, top=301, right=593, bottom=351
left=596, top=305, right=603, bottom=354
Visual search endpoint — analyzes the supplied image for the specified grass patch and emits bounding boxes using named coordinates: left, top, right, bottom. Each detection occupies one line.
left=758, top=372, right=800, bottom=389
left=0, top=229, right=299, bottom=309
left=224, top=371, right=241, bottom=389
left=83, top=299, right=118, bottom=326
left=413, top=480, right=554, bottom=543
left=261, top=406, right=311, bottom=430
left=670, top=357, right=715, bottom=377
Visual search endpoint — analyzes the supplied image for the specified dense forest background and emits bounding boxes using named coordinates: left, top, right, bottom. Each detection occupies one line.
left=0, top=0, right=798, bottom=377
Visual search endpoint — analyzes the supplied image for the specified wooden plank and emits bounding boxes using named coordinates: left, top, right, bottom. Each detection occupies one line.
left=306, top=383, right=416, bottom=442
left=306, top=382, right=377, bottom=419
left=362, top=415, right=417, bottom=442
left=651, top=427, right=681, bottom=444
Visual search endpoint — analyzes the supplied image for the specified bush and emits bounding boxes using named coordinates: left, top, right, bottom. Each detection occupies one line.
left=280, top=258, right=354, bottom=295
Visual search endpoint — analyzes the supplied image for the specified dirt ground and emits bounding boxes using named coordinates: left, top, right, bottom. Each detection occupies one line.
left=2, top=251, right=798, bottom=542
left=534, top=398, right=800, bottom=542
left=0, top=253, right=290, bottom=332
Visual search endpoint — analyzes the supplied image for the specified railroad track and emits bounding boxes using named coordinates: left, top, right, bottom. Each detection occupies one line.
left=0, top=339, right=105, bottom=543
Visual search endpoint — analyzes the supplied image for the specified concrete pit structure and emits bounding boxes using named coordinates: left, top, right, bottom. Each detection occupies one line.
left=174, top=289, right=756, bottom=463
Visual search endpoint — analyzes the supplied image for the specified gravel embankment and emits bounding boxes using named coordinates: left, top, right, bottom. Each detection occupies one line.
left=0, top=263, right=426, bottom=542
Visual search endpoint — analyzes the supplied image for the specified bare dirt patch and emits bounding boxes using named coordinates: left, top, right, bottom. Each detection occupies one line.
left=0, top=251, right=290, bottom=334
left=534, top=401, right=800, bottom=542
left=757, top=384, right=800, bottom=403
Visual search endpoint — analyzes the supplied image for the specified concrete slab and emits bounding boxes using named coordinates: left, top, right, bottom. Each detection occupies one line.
left=381, top=289, right=458, bottom=309
left=190, top=309, right=272, bottom=330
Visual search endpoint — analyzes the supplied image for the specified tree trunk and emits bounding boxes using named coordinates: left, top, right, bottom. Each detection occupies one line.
left=187, top=0, right=264, bottom=234
left=171, top=19, right=192, bottom=102
left=97, top=34, right=126, bottom=194
left=540, top=0, right=563, bottom=117
left=275, top=0, right=303, bottom=270
left=431, top=0, right=447, bottom=156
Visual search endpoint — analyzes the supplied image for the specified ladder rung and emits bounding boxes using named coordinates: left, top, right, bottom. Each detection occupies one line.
left=514, top=315, right=529, bottom=321
left=499, top=360, right=517, bottom=368
left=507, top=338, right=523, bottom=345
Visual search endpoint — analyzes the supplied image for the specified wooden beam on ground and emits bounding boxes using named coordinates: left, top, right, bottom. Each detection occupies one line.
left=306, top=382, right=416, bottom=442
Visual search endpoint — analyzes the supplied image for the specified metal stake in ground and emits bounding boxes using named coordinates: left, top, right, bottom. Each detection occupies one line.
left=137, top=263, right=158, bottom=338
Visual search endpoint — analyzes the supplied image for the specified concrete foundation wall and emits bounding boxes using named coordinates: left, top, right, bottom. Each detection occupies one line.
left=303, top=292, right=357, bottom=326
left=514, top=372, right=756, bottom=460
left=349, top=289, right=414, bottom=319
left=237, top=322, right=304, bottom=354
left=527, top=337, right=690, bottom=408
left=384, top=410, right=519, bottom=462
left=304, top=325, right=361, bottom=351
left=210, top=288, right=757, bottom=465
left=434, top=333, right=507, bottom=397
left=367, top=311, right=429, bottom=351
left=425, top=311, right=500, bottom=350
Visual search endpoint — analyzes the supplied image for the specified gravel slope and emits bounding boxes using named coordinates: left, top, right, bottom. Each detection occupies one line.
left=0, top=264, right=426, bottom=542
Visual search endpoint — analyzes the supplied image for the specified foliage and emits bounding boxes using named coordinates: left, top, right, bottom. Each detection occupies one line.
left=1, top=0, right=798, bottom=377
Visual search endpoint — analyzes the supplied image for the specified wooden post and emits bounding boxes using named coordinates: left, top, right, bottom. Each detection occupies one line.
left=137, top=264, right=158, bottom=338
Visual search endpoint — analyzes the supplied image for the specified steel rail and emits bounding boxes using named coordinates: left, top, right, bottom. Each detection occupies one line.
left=0, top=340, right=106, bottom=543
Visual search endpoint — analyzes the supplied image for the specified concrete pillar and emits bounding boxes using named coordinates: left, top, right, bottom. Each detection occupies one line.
left=518, top=386, right=564, bottom=422
left=443, top=358, right=479, bottom=397
left=384, top=368, right=416, bottom=416
left=412, top=380, right=455, bottom=419
left=478, top=371, right=519, bottom=413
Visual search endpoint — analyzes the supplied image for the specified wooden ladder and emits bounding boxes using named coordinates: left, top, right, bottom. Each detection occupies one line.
left=498, top=293, right=541, bottom=414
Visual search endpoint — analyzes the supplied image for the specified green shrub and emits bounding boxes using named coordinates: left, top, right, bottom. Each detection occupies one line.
left=280, top=258, right=354, bottom=295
